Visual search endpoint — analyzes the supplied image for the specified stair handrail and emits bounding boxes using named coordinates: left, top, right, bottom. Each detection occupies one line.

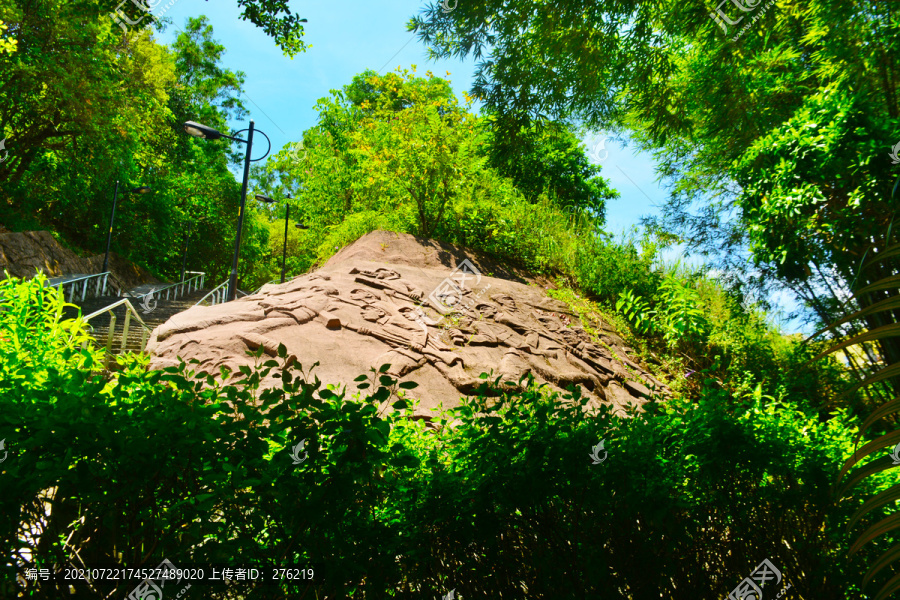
left=45, top=272, right=111, bottom=303
left=81, top=298, right=153, bottom=355
left=194, top=279, right=230, bottom=307
left=127, top=271, right=205, bottom=303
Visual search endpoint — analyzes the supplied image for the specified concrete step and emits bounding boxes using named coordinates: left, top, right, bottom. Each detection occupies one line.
left=67, top=289, right=210, bottom=356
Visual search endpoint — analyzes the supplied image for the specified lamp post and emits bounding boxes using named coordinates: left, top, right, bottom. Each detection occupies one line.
left=256, top=193, right=299, bottom=284
left=180, top=229, right=191, bottom=282
left=183, top=120, right=271, bottom=301
left=102, top=183, right=151, bottom=274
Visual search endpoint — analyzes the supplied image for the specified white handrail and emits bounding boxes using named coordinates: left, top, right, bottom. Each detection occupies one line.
left=45, top=272, right=111, bottom=303
left=194, top=279, right=230, bottom=307
left=128, top=271, right=205, bottom=303
left=81, top=298, right=153, bottom=355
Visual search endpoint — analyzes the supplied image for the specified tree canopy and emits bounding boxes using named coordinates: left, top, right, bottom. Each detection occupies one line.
left=410, top=0, right=900, bottom=331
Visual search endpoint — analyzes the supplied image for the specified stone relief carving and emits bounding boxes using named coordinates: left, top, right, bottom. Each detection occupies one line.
left=148, top=237, right=671, bottom=417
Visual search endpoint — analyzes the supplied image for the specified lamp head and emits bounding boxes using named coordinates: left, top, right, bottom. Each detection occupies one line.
left=131, top=186, right=151, bottom=194
left=183, top=121, right=223, bottom=140
left=255, top=194, right=276, bottom=204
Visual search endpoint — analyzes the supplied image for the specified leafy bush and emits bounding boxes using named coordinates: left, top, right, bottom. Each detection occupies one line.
left=654, top=275, right=710, bottom=350
left=0, top=272, right=102, bottom=396
left=574, top=230, right=662, bottom=302
left=1, top=276, right=893, bottom=599
left=615, top=288, right=655, bottom=334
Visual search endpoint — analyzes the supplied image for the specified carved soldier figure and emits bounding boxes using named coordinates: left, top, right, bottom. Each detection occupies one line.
left=351, top=304, right=460, bottom=368
left=446, top=315, right=500, bottom=346
left=488, top=295, right=563, bottom=359
left=350, top=267, right=425, bottom=301
left=350, top=288, right=381, bottom=305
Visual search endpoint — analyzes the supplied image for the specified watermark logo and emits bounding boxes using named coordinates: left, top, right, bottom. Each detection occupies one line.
left=589, top=439, right=607, bottom=464
left=287, top=140, right=307, bottom=163
left=430, top=259, right=481, bottom=314
left=291, top=439, right=308, bottom=465
left=412, top=258, right=492, bottom=331
left=0, top=438, right=7, bottom=463
left=140, top=288, right=158, bottom=314
left=726, top=558, right=787, bottom=600
left=111, top=0, right=179, bottom=34
left=890, top=441, right=900, bottom=465
left=710, top=0, right=775, bottom=41
left=0, top=138, right=8, bottom=165
left=889, top=141, right=900, bottom=165
left=440, top=0, right=458, bottom=13
left=585, top=133, right=608, bottom=163
left=127, top=557, right=190, bottom=600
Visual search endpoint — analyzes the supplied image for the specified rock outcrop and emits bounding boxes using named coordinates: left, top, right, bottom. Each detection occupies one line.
left=0, top=230, right=160, bottom=292
left=147, top=231, right=669, bottom=417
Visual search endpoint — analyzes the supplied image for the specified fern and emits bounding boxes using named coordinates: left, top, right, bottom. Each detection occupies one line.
left=813, top=238, right=900, bottom=600
left=615, top=288, right=654, bottom=334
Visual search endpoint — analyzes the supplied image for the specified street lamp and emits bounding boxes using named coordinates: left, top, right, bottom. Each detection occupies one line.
left=180, top=229, right=191, bottom=283
left=256, top=193, right=298, bottom=284
left=183, top=120, right=271, bottom=301
left=102, top=182, right=151, bottom=274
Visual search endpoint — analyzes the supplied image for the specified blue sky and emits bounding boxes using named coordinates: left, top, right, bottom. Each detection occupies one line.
left=150, top=0, right=806, bottom=333
left=152, top=0, right=666, bottom=235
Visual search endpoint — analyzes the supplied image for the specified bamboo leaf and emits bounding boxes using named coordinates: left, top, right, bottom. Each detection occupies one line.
left=855, top=398, right=900, bottom=443
left=874, top=571, right=900, bottom=600
left=851, top=485, right=900, bottom=539
left=812, top=324, right=900, bottom=363
left=836, top=454, right=899, bottom=499
left=864, top=542, right=900, bottom=590
left=862, top=242, right=900, bottom=272
left=853, top=274, right=900, bottom=298
left=841, top=363, right=900, bottom=400
left=809, top=296, right=900, bottom=341
left=850, top=511, right=900, bottom=556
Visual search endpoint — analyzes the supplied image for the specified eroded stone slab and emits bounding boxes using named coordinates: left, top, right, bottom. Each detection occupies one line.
left=147, top=231, right=670, bottom=416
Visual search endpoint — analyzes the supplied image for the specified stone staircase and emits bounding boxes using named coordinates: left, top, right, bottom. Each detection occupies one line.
left=65, top=289, right=209, bottom=356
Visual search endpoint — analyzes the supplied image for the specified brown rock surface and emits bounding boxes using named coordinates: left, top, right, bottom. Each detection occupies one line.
left=0, top=230, right=160, bottom=292
left=147, top=231, right=669, bottom=417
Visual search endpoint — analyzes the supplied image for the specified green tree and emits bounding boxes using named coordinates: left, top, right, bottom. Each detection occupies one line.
left=484, top=118, right=618, bottom=220
left=0, top=10, right=262, bottom=287
left=410, top=0, right=900, bottom=385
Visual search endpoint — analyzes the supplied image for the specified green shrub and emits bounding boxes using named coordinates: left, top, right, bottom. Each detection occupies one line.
left=575, top=230, right=661, bottom=302
left=2, top=356, right=889, bottom=599
left=616, top=288, right=655, bottom=334
left=0, top=272, right=102, bottom=396
left=0, top=274, right=888, bottom=599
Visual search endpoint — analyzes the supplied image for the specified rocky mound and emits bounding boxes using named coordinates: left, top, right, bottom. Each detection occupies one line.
left=0, top=230, right=160, bottom=292
left=147, top=231, right=669, bottom=417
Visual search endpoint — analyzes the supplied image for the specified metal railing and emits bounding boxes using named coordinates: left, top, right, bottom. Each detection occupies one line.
left=81, top=298, right=153, bottom=355
left=128, top=271, right=205, bottom=304
left=194, top=279, right=230, bottom=307
left=46, top=272, right=111, bottom=303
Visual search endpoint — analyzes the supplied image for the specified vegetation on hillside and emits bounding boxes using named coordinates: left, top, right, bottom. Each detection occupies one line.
left=0, top=275, right=891, bottom=599
left=1, top=0, right=899, bottom=596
